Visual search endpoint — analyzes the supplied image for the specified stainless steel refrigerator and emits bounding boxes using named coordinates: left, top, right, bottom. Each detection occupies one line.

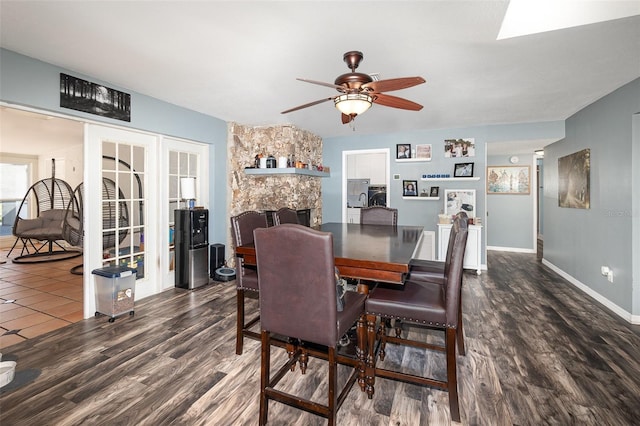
left=347, top=179, right=370, bottom=208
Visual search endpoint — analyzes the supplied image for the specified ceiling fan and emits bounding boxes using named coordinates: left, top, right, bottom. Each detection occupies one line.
left=281, top=51, right=426, bottom=124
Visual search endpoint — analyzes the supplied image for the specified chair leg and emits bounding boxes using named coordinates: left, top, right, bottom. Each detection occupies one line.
left=259, top=330, right=271, bottom=426
left=236, top=289, right=245, bottom=355
left=365, top=314, right=377, bottom=399
left=446, top=327, right=461, bottom=422
left=328, top=346, right=337, bottom=426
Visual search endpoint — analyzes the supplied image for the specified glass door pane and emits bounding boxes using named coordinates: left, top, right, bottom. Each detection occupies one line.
left=102, top=141, right=146, bottom=278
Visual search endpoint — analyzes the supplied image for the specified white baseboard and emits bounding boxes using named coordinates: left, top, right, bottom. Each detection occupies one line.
left=487, top=245, right=536, bottom=254
left=542, top=258, right=639, bottom=325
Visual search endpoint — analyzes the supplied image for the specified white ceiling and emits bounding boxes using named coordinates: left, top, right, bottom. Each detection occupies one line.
left=1, top=1, right=639, bottom=154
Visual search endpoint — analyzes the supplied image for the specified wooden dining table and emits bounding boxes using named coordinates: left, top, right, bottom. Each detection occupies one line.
left=235, top=222, right=425, bottom=287
left=235, top=222, right=425, bottom=397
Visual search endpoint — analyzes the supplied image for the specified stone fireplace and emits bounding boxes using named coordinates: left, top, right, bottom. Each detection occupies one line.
left=226, top=122, right=325, bottom=262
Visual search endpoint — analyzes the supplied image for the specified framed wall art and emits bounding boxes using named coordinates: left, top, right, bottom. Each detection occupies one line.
left=444, top=189, right=475, bottom=217
left=403, top=180, right=418, bottom=196
left=444, top=138, right=475, bottom=158
left=396, top=144, right=411, bottom=159
left=487, top=165, right=531, bottom=194
left=60, top=73, right=131, bottom=122
left=415, top=144, right=432, bottom=161
left=558, top=148, right=590, bottom=209
left=454, top=162, right=474, bottom=178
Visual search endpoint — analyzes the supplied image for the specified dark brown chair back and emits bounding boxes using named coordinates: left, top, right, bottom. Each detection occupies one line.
left=230, top=210, right=268, bottom=291
left=443, top=216, right=468, bottom=327
left=441, top=211, right=468, bottom=276
left=231, top=210, right=268, bottom=247
left=273, top=207, right=300, bottom=226
left=360, top=206, right=398, bottom=226
left=254, top=224, right=339, bottom=347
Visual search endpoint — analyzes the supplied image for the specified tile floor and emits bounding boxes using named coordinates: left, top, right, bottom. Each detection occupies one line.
left=0, top=248, right=84, bottom=349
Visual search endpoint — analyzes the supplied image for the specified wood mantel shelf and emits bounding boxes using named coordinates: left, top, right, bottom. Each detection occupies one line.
left=244, top=167, right=330, bottom=178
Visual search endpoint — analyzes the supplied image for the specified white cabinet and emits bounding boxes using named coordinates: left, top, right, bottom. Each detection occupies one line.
left=347, top=207, right=361, bottom=224
left=346, top=153, right=386, bottom=185
left=437, top=223, right=483, bottom=274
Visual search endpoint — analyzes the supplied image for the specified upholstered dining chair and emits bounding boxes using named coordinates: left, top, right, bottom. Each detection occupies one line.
left=360, top=206, right=398, bottom=226
left=230, top=210, right=268, bottom=355
left=407, top=211, right=468, bottom=354
left=272, top=207, right=299, bottom=225
left=254, top=224, right=366, bottom=426
left=364, top=216, right=468, bottom=422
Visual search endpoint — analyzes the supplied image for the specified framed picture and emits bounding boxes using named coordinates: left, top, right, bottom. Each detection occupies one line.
left=429, top=186, right=440, bottom=197
left=454, top=162, right=474, bottom=178
left=415, top=144, right=432, bottom=161
left=403, top=180, right=418, bottom=196
left=487, top=165, right=531, bottom=194
left=60, top=73, right=131, bottom=122
left=559, top=148, right=590, bottom=209
left=396, top=144, right=411, bottom=159
left=444, top=138, right=475, bottom=158
left=444, top=189, right=475, bottom=217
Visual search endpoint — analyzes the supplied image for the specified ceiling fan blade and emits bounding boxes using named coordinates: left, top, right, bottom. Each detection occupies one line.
left=372, top=93, right=423, bottom=111
left=297, top=78, right=345, bottom=91
left=362, top=77, right=426, bottom=93
left=281, top=97, right=335, bottom=114
left=341, top=113, right=354, bottom=124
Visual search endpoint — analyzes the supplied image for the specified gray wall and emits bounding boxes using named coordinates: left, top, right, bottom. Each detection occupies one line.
left=0, top=49, right=229, bottom=243
left=322, top=121, right=564, bottom=266
left=486, top=153, right=536, bottom=251
left=543, top=78, right=640, bottom=316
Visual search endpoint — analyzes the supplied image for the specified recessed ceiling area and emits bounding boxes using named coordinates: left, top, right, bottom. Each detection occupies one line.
left=498, top=0, right=640, bottom=39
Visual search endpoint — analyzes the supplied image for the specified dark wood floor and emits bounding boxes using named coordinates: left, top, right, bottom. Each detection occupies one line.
left=1, top=251, right=639, bottom=425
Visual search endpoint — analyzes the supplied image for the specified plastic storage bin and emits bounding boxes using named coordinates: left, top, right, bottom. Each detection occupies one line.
left=92, top=266, right=137, bottom=322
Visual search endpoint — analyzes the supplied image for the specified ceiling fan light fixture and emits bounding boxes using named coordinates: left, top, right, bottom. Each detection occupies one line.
left=334, top=93, right=373, bottom=116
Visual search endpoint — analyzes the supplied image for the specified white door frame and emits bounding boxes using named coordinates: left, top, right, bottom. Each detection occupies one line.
left=341, top=148, right=390, bottom=222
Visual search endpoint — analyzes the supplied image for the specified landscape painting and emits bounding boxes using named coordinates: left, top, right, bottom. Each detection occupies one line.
left=487, top=165, right=530, bottom=194
left=60, top=73, right=131, bottom=122
left=558, top=148, right=590, bottom=209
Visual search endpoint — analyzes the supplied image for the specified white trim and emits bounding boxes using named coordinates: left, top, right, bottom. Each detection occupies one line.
left=487, top=245, right=536, bottom=253
left=542, top=258, right=639, bottom=325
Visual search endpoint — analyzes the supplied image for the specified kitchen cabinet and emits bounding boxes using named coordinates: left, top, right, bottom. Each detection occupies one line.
left=346, top=153, right=386, bottom=185
left=347, top=207, right=361, bottom=224
left=438, top=223, right=483, bottom=274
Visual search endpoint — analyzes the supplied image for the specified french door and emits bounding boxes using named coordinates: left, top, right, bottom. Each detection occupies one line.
left=84, top=124, right=158, bottom=318
left=161, top=137, right=209, bottom=290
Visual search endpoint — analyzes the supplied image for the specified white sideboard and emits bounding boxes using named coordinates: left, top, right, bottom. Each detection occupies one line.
left=437, top=223, right=483, bottom=275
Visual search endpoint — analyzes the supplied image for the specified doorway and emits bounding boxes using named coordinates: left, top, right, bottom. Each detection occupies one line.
left=342, top=148, right=390, bottom=223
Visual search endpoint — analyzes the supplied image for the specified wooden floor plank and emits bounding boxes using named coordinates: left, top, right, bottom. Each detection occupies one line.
left=1, top=251, right=640, bottom=425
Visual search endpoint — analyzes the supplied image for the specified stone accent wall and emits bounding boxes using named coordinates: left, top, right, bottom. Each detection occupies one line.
left=226, top=123, right=324, bottom=260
